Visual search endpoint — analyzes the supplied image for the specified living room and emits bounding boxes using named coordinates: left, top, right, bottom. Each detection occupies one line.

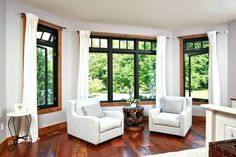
left=0, top=0, right=236, bottom=156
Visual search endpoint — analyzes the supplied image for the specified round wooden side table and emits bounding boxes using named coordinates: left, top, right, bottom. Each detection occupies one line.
left=123, top=106, right=144, bottom=131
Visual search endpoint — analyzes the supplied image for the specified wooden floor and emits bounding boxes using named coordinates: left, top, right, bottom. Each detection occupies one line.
left=1, top=117, right=205, bottom=157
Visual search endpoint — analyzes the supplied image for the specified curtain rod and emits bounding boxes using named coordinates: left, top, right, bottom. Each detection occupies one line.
left=20, top=13, right=67, bottom=30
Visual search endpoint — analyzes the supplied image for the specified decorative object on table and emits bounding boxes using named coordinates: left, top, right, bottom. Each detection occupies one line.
left=127, top=97, right=140, bottom=108
left=123, top=105, right=144, bottom=131
left=209, top=139, right=236, bottom=157
left=14, top=103, right=26, bottom=113
left=7, top=111, right=33, bottom=151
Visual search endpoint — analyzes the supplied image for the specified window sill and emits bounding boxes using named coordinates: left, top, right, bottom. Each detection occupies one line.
left=101, top=100, right=156, bottom=107
left=38, top=106, right=62, bottom=115
left=192, top=101, right=208, bottom=105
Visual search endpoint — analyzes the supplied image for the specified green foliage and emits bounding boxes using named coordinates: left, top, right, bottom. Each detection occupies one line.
left=185, top=53, right=208, bottom=91
left=89, top=52, right=156, bottom=100
left=37, top=47, right=54, bottom=106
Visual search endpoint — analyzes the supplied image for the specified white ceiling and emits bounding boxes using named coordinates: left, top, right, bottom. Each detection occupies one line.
left=18, top=0, right=236, bottom=29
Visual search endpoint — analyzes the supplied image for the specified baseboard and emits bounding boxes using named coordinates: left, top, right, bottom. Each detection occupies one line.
left=39, top=122, right=67, bottom=137
left=192, top=115, right=206, bottom=122
left=0, top=138, right=8, bottom=154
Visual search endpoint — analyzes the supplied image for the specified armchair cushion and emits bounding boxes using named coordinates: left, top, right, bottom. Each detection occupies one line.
left=162, top=97, right=186, bottom=114
left=75, top=98, right=100, bottom=115
left=153, top=112, right=180, bottom=128
left=99, top=117, right=122, bottom=133
left=82, top=103, right=105, bottom=118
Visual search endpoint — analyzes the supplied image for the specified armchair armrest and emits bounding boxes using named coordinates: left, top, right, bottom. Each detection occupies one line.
left=103, top=110, right=124, bottom=120
left=149, top=108, right=161, bottom=118
left=179, top=107, right=192, bottom=136
left=77, top=116, right=100, bottom=145
left=149, top=108, right=161, bottom=131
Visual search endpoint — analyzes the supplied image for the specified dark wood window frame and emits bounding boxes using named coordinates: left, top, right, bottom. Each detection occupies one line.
left=89, top=34, right=157, bottom=107
left=179, top=33, right=209, bottom=105
left=22, top=15, right=62, bottom=114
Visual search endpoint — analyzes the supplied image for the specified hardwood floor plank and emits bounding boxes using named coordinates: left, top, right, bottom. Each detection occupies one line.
left=0, top=118, right=205, bottom=157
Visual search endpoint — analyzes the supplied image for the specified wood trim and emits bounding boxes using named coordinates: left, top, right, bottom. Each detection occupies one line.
left=193, top=101, right=208, bottom=105
left=21, top=13, right=64, bottom=30
left=38, top=106, right=62, bottom=114
left=0, top=138, right=8, bottom=154
left=101, top=101, right=155, bottom=107
left=178, top=33, right=207, bottom=39
left=192, top=115, right=206, bottom=123
left=90, top=31, right=156, bottom=40
left=22, top=15, right=63, bottom=115
left=179, top=33, right=208, bottom=101
left=39, top=122, right=67, bottom=137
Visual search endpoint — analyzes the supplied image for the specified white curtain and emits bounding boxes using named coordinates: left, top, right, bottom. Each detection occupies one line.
left=207, top=31, right=221, bottom=105
left=156, top=36, right=167, bottom=105
left=77, top=30, right=91, bottom=100
left=22, top=13, right=39, bottom=142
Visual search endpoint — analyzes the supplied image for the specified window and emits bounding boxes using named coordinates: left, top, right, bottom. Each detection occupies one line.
left=22, top=15, right=62, bottom=114
left=89, top=37, right=156, bottom=102
left=181, top=35, right=209, bottom=103
left=36, top=22, right=62, bottom=113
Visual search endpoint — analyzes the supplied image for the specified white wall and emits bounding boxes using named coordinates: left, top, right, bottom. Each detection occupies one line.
left=5, top=0, right=172, bottom=130
left=172, top=24, right=229, bottom=116
left=0, top=0, right=7, bottom=142
left=228, top=20, right=236, bottom=106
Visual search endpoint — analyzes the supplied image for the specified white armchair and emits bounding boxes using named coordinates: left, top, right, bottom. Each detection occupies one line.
left=66, top=99, right=124, bottom=145
left=149, top=96, right=192, bottom=137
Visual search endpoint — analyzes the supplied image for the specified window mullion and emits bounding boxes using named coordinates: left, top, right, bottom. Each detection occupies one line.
left=108, top=37, right=113, bottom=102
left=188, top=55, right=191, bottom=97
left=134, top=39, right=139, bottom=99
left=45, top=48, right=48, bottom=106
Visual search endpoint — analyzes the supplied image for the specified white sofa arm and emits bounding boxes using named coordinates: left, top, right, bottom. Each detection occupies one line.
left=103, top=110, right=124, bottom=134
left=149, top=108, right=161, bottom=131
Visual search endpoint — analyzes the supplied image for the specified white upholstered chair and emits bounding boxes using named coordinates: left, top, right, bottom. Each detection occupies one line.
left=66, top=98, right=124, bottom=145
left=149, top=96, right=192, bottom=137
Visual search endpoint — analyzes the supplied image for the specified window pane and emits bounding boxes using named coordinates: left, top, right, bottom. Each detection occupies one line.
left=186, top=42, right=193, bottom=50
left=113, top=39, right=119, bottom=49
left=101, top=39, right=108, bottom=48
left=42, top=32, right=51, bottom=41
left=37, top=32, right=42, bottom=39
left=47, top=48, right=54, bottom=105
left=113, top=54, right=134, bottom=101
left=184, top=54, right=190, bottom=97
left=89, top=53, right=108, bottom=101
left=185, top=53, right=209, bottom=99
left=139, top=54, right=156, bottom=99
left=194, top=41, right=201, bottom=49
left=152, top=42, right=157, bottom=51
left=138, top=41, right=145, bottom=50
left=37, top=47, right=46, bottom=106
left=190, top=54, right=208, bottom=99
left=202, top=41, right=209, bottom=48
left=145, top=42, right=151, bottom=50
left=128, top=40, right=134, bottom=49
left=92, top=38, right=99, bottom=48
left=120, top=40, right=127, bottom=49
